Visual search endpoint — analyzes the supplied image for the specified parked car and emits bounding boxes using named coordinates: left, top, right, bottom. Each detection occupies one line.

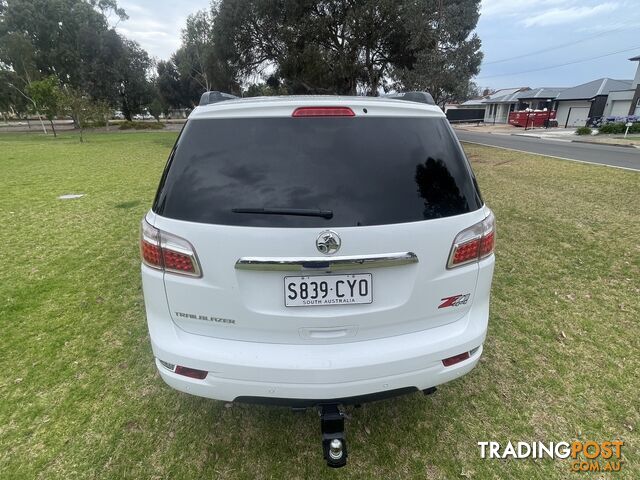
left=140, top=92, right=495, bottom=466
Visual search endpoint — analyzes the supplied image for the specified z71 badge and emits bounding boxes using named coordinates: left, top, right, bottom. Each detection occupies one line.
left=438, top=294, right=471, bottom=309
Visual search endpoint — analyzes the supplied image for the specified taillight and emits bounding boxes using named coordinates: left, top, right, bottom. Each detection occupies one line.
left=292, top=106, right=355, bottom=117
left=140, top=219, right=201, bottom=277
left=447, top=210, right=495, bottom=269
left=141, top=219, right=162, bottom=268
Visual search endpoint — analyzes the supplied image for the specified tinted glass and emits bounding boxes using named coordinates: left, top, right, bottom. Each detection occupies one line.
left=153, top=117, right=482, bottom=227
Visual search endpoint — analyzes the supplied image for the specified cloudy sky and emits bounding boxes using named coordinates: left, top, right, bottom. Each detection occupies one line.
left=116, top=0, right=640, bottom=90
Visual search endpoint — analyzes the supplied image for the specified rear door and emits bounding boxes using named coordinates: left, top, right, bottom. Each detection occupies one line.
left=153, top=109, right=485, bottom=344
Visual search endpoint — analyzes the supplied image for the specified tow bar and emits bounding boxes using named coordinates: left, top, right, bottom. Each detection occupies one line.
left=319, top=404, right=347, bottom=467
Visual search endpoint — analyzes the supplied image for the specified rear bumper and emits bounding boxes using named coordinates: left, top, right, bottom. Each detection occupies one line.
left=143, top=258, right=493, bottom=403
left=155, top=345, right=483, bottom=404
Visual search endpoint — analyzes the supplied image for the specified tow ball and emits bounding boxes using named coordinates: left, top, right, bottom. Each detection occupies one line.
left=319, top=404, right=348, bottom=467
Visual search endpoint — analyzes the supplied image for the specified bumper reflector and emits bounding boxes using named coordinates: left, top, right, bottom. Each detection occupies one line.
left=175, top=365, right=208, bottom=380
left=442, top=351, right=471, bottom=367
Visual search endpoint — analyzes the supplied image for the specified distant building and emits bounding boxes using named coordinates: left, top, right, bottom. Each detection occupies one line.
left=601, top=56, right=640, bottom=119
left=553, top=78, right=632, bottom=127
left=480, top=87, right=531, bottom=124
left=516, top=88, right=566, bottom=111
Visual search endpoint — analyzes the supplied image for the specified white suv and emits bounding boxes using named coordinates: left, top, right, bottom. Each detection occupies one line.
left=140, top=92, right=495, bottom=465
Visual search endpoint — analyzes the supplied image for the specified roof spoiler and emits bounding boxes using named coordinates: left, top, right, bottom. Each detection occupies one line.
left=199, top=91, right=239, bottom=106
left=383, top=91, right=435, bottom=106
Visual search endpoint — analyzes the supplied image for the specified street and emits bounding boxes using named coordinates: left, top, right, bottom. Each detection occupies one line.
left=455, top=130, right=640, bottom=171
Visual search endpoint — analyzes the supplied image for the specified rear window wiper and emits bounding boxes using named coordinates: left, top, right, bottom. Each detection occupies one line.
left=232, top=207, right=333, bottom=219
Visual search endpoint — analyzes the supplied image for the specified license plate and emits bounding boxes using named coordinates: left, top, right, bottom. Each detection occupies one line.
left=284, top=273, right=373, bottom=307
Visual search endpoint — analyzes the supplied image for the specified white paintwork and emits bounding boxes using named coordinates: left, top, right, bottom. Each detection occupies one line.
left=609, top=100, right=633, bottom=117
left=143, top=258, right=493, bottom=401
left=483, top=103, right=510, bottom=124
left=632, top=60, right=640, bottom=89
left=141, top=96, right=495, bottom=402
left=556, top=101, right=591, bottom=127
left=189, top=95, right=445, bottom=119
left=603, top=89, right=634, bottom=117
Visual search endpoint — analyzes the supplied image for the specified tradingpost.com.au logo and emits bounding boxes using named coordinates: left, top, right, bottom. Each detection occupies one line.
left=478, top=440, right=625, bottom=473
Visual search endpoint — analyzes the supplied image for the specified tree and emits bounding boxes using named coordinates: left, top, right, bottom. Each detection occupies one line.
left=243, top=81, right=287, bottom=97
left=26, top=76, right=62, bottom=136
left=0, top=0, right=129, bottom=103
left=212, top=0, right=482, bottom=99
left=58, top=87, right=100, bottom=142
left=393, top=0, right=483, bottom=107
left=157, top=60, right=182, bottom=108
left=176, top=9, right=215, bottom=92
left=172, top=6, right=240, bottom=98
left=0, top=69, right=29, bottom=123
left=117, top=40, right=153, bottom=120
left=156, top=59, right=201, bottom=108
left=148, top=98, right=165, bottom=122
left=213, top=0, right=412, bottom=95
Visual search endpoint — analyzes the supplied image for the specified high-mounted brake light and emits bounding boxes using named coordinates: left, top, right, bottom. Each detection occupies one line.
left=292, top=106, right=355, bottom=117
left=140, top=219, right=201, bottom=277
left=447, top=210, right=495, bottom=268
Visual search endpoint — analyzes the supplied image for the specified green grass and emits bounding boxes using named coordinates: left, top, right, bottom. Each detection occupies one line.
left=0, top=131, right=638, bottom=479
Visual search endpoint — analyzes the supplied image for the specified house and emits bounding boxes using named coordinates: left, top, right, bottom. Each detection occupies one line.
left=553, top=78, right=632, bottom=127
left=502, top=88, right=566, bottom=127
left=481, top=87, right=530, bottom=123
left=516, top=88, right=566, bottom=111
left=602, top=56, right=640, bottom=118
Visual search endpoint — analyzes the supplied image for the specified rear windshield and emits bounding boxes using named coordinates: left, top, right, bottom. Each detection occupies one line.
left=153, top=116, right=482, bottom=227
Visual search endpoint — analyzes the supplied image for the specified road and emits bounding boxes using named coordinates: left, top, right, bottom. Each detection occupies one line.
left=455, top=130, right=640, bottom=172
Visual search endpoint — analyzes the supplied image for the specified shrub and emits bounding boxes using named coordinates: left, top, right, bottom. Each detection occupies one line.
left=598, top=122, right=626, bottom=134
left=86, top=119, right=107, bottom=128
left=118, top=120, right=164, bottom=130
left=575, top=126, right=592, bottom=136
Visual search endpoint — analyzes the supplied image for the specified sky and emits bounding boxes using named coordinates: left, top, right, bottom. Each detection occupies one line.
left=116, top=0, right=640, bottom=91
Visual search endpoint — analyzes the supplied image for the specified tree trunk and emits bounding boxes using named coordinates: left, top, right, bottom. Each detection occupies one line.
left=49, top=118, right=57, bottom=137
left=37, top=114, right=48, bottom=134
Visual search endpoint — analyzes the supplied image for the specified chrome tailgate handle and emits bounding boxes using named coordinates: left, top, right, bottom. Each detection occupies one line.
left=235, top=252, right=418, bottom=272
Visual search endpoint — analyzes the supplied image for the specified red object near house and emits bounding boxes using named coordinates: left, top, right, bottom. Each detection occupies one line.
left=508, top=110, right=556, bottom=127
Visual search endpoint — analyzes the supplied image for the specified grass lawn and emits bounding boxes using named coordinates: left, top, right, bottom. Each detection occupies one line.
left=0, top=131, right=638, bottom=479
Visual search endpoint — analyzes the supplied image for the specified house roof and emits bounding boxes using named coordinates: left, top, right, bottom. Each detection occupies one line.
left=483, top=90, right=529, bottom=104
left=516, top=87, right=566, bottom=100
left=554, top=78, right=632, bottom=101
left=485, top=87, right=529, bottom=100
left=459, top=98, right=485, bottom=106
left=629, top=55, right=640, bottom=61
